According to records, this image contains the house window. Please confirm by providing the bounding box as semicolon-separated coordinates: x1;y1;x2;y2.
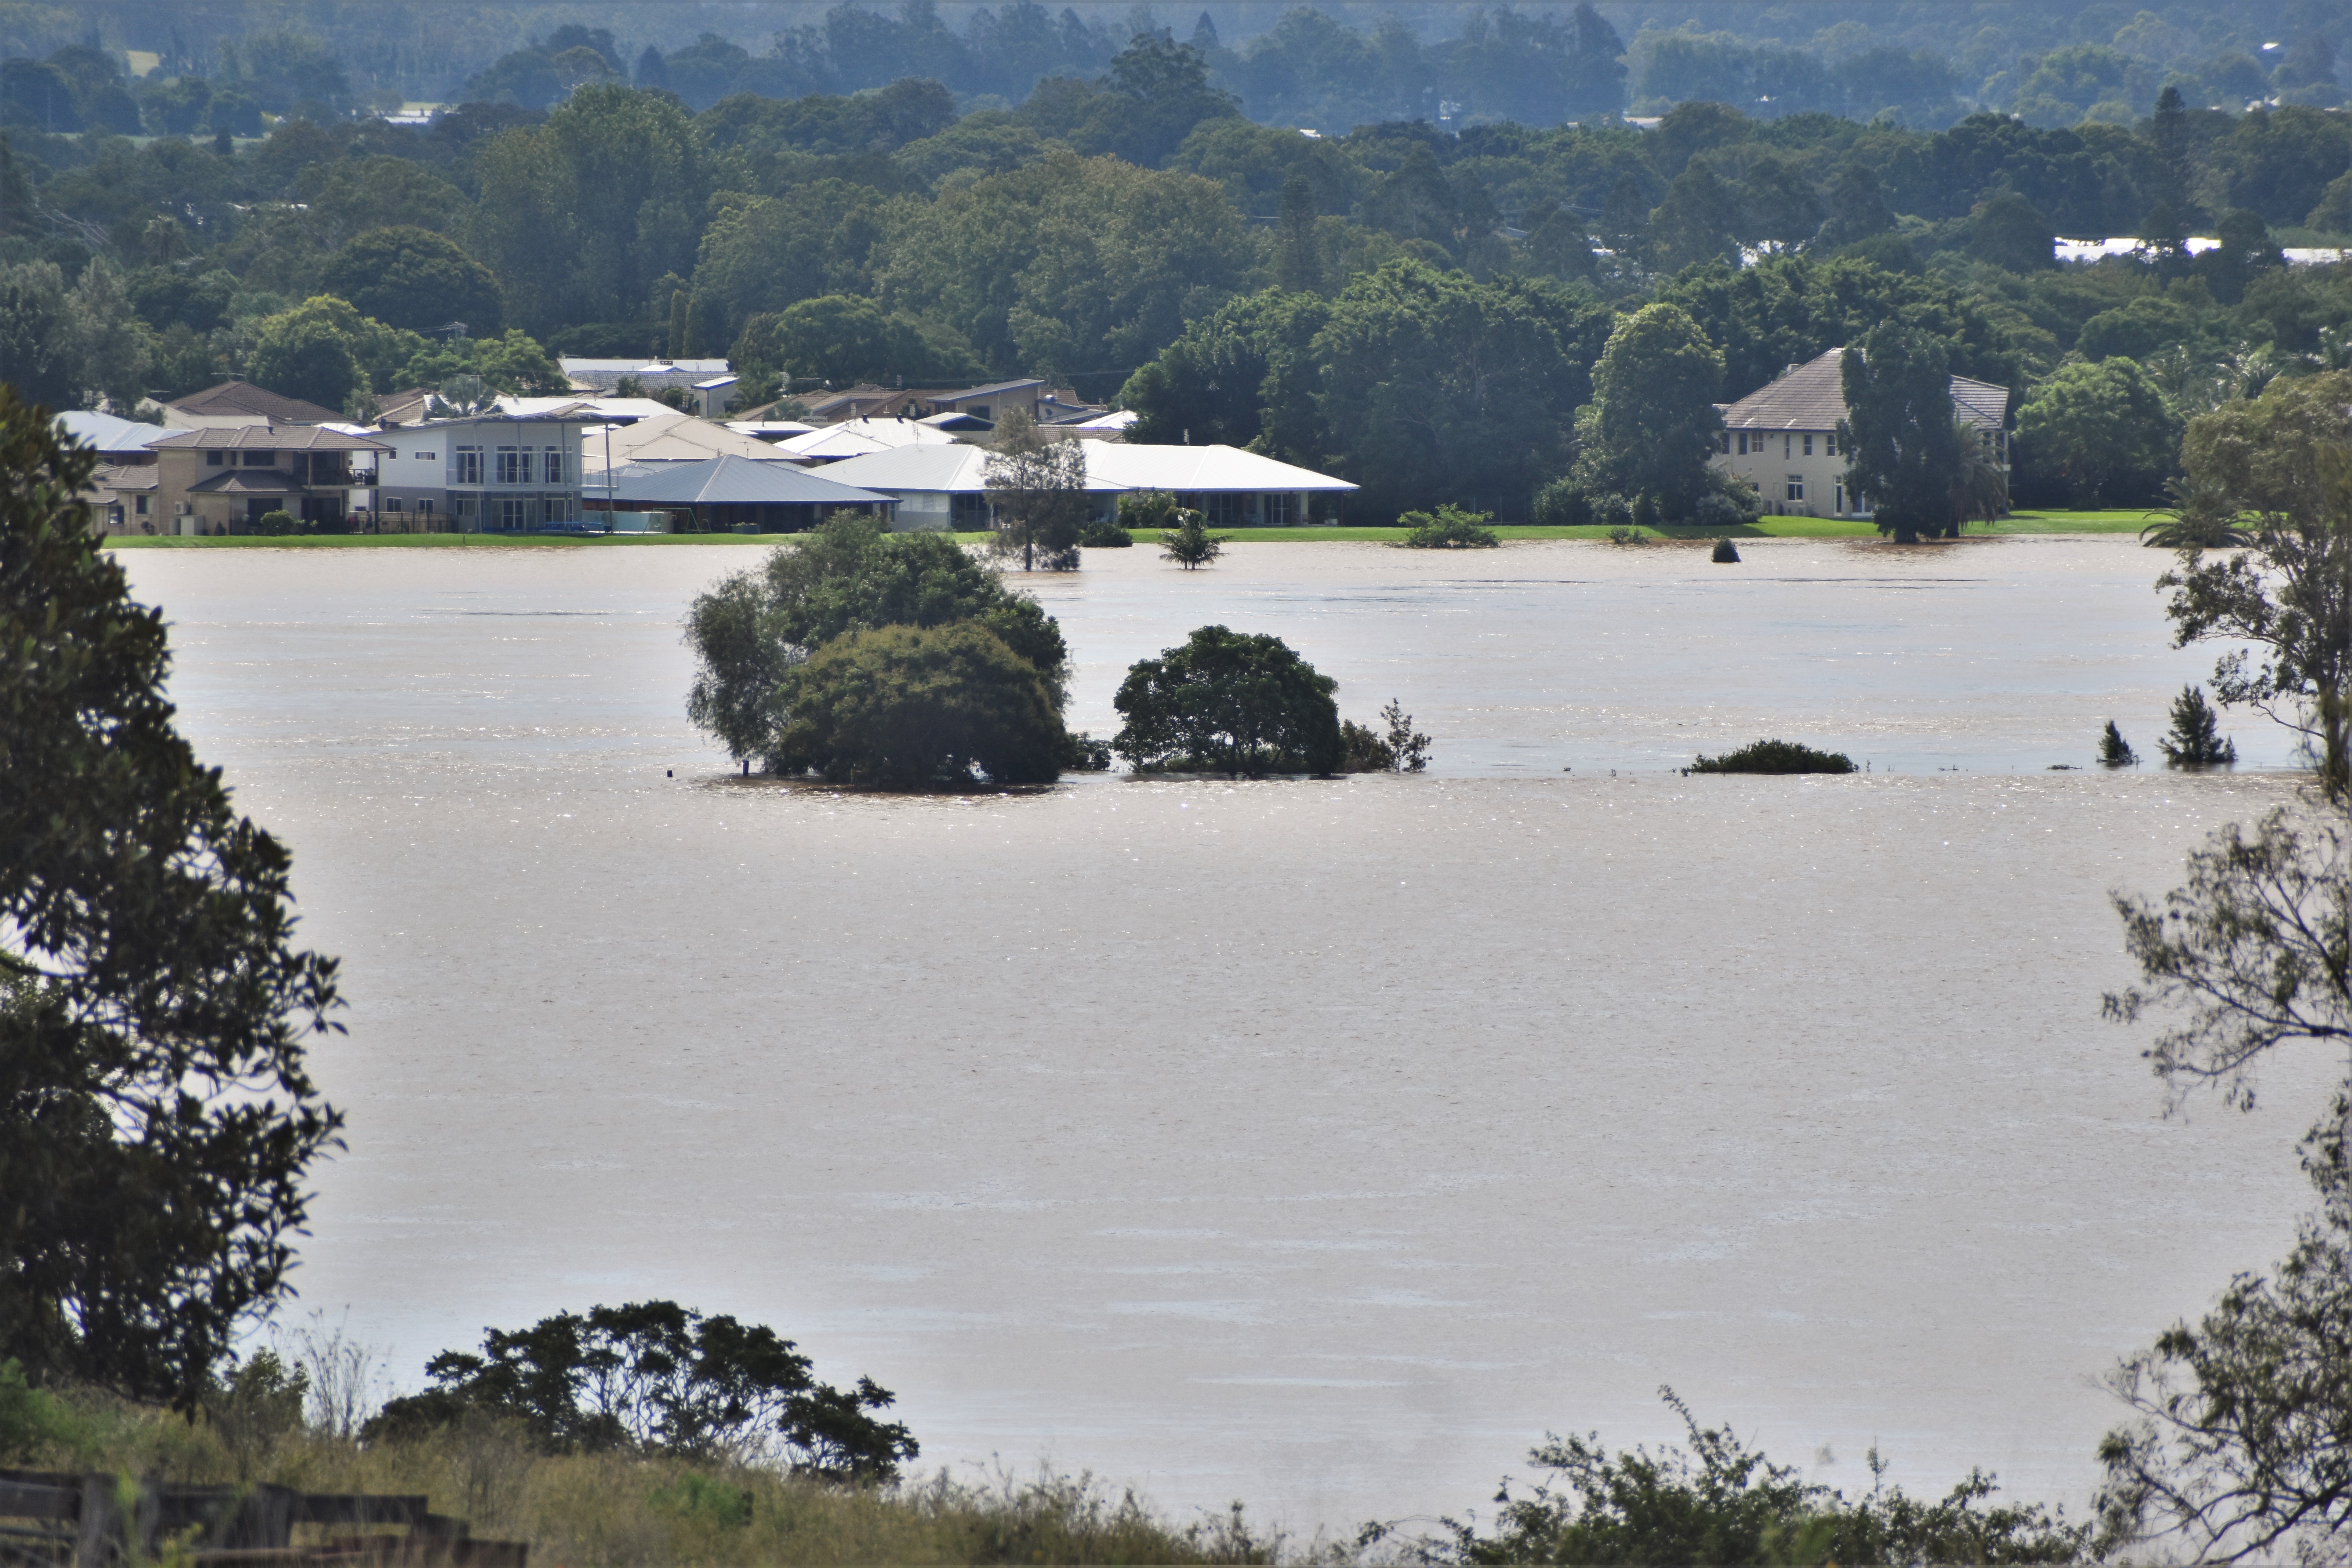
1782;434;1792;458
1802;433;1814;456
386;497;405;513
134;495;149;516
1720;432;1731;454
206;451;225;466
499;497;529;530
495;446;524;484
1826;433;1838;456
417;498;434;516
454;446;482;484
1785;475;1805;503
243;451;274;466
1735;432;1748;455
543;446;564;484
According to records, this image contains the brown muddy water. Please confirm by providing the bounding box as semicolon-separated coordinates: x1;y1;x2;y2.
119;537;2331;1535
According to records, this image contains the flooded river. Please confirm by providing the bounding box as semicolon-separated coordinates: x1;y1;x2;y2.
119;537;2329;1534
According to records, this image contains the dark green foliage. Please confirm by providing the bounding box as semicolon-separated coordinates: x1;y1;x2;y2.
2158;686;2237;768
684;514;1069;771
205;1348;308;1481
983;412;1089;572
775;622;1066;786
1159;511;1224;570
1575;303;1724;521
1397;505;1498;549
1339;719;1389;773
1372;1387;2087;1566
1061;731;1112;770
1113;626;1343;777
0;387;343;1410
1077;517;1132;547
1964;190;2056;273
1839;323;1965;543
2137;478;2249;552
1711;536;1740;563
2098;721;2138;768
319;227;503;336
250;508;305;537
2012;358;2180;510
1381;698;1430;773
1689;739;1857;775
363;1300;918;1481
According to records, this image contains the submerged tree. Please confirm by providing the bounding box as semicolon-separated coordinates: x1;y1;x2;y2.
2157;685;2238;768
983;409;1090;571
683;513;1068;771
1839;321;1965;544
0;387;344;1409
1112;625;1343;776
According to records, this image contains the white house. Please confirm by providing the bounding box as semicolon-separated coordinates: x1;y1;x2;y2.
1712;348;2009;519
815;442;1356;531
369;409;601;531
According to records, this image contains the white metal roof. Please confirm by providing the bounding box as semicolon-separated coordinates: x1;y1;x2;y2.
580;414;795;471
817;442;1354;496
57;410;170;452
1087;443;1356;493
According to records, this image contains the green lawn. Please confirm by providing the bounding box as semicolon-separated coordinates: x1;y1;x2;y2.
105;510;2156;550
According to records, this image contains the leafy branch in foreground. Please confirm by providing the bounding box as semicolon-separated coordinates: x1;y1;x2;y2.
0;385;343;1411
1362;1385;2086;1565
2095;1112;2351;1566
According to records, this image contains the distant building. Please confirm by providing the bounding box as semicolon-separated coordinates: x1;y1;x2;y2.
367;410;601;531
132;424;387;534
591;454;895;533
162;379;341;430
557;358;731;395
59;411;171;534
817;442;1357;531
1711;348;2008;519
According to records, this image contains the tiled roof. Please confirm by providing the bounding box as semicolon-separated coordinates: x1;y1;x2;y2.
165;381;342;423
188;470;305;494
152;424;388;451
1720;348;2007;431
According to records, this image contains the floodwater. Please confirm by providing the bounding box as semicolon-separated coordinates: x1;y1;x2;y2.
119;537;2332;1536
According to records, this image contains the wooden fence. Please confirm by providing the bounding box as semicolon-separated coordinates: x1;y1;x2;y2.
0;1468;526;1566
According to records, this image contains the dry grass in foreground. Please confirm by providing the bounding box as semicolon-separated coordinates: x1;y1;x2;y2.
6;1384;1299;1566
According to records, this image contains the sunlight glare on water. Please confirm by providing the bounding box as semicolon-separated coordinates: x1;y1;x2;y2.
118;538;2327;1534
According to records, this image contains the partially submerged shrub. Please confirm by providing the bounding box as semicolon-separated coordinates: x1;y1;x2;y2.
1158;510;1225;570
1396;504;1499;549
2158;684;2237;767
1077;517;1133;548
772;622;1067;787
1061;731;1112;771
1113;625;1343;776
1338;701;1432;773
1688;739;1857;775
1711;536;1741;563
2098;720;2138;767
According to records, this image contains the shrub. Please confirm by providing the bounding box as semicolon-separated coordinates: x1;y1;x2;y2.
1606;526;1646;546
1061;730;1112;770
1397;505;1499;549
1112;625;1343;777
1077;517;1132;547
1340;720;1390;771
2158;684;2237;767
2098;720;2138;766
1711;536;1740;563
1159;510;1225;570
1529;478;1589;528
1116;490;1181;532
1688;739;1857;774
773;622;1066;787
254;508;300;535
1693;467;1765;528
1589;492;1634;530
1370;1386;2089;1566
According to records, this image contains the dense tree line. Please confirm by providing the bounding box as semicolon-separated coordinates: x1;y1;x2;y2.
4;5;2351;518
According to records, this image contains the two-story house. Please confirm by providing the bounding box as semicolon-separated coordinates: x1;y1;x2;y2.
136;424;387;534
1712;348;2009;519
369;410;593;531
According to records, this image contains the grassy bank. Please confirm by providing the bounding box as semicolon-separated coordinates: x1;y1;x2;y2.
103;512;2155;551
8;1386;1281;1566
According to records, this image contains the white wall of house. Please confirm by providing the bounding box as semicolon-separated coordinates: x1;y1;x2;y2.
1712;428;1860;516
